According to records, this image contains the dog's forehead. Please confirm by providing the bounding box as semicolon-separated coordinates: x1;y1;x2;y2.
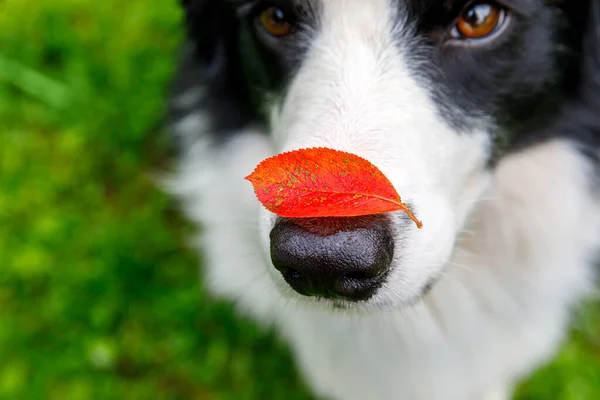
227;0;417;17
227;0;536;15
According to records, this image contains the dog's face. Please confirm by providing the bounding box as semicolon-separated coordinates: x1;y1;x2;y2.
173;0;590;311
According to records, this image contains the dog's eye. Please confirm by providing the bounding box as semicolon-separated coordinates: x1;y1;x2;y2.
454;2;505;40
259;7;294;38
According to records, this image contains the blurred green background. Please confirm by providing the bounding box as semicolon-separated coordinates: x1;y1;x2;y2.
0;0;599;399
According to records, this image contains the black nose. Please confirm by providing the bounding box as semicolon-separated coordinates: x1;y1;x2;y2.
270;215;394;301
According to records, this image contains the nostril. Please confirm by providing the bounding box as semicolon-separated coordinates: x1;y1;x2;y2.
335;272;388;301
280;266;312;295
288;269;304;282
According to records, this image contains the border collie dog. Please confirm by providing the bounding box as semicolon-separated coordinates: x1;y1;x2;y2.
167;1;600;399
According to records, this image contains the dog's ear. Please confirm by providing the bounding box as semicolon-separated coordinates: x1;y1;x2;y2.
171;0;256;143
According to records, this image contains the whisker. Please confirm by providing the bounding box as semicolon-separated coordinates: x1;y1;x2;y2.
446;261;480;274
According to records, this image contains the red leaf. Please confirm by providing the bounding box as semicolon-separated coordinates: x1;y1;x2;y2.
245;147;423;228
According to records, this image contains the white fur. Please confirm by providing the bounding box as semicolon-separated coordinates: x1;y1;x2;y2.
167;1;600;398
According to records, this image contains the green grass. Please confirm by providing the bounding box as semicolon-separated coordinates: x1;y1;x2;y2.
0;0;598;398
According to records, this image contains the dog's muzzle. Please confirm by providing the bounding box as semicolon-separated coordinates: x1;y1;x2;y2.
269;215;394;301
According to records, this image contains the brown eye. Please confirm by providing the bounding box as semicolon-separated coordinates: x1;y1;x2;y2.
456;3;503;39
260;7;293;38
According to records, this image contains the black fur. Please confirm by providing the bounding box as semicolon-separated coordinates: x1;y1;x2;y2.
169;1;255;147
506;0;600;161
418;3;568;132
401;0;599;159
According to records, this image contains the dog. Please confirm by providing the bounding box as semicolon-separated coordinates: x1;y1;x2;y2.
166;1;600;399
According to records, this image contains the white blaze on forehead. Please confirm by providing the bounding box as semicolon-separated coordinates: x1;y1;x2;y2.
272;0;488;197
